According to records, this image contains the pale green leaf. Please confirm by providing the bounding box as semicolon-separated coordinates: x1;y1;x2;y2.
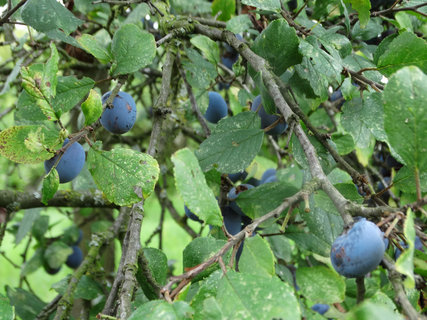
82;89;103;126
196;112;264;174
111;24;156;76
239;235;275;277
296;266;346;303
87;143;159;206
0;126;59;164
41;168;59;205
172;148;222;226
383;67;427;171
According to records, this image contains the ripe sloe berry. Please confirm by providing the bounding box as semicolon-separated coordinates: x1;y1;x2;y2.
101;91;137;134
44;138;85;183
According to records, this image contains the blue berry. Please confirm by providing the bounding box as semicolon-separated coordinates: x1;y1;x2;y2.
251;95;287;136
44;138;85;183
330;218;385;278
204;92;228;124
101;91;137;134
66;245;83;269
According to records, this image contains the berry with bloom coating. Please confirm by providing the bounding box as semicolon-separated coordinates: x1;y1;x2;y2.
251;95;287;136
101;91;137;134
204;92;228;124
44;138;85;183
330;218;385;278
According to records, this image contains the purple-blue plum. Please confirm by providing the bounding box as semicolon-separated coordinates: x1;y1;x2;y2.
260;168;277;184
330;218;385;278
44;138;85;183
204;92;228;124
383;238;389;249
227;184;254;216
246;177;260;186
311;304;329;315
228;171;248;183
44;265;61;275
101;91;137;134
66;245;83;269
250;95;287;136
394;236;424;260
222;205;242;236
184;205;203;223
75;229;83;245
329;89;344;108
222;205;245;264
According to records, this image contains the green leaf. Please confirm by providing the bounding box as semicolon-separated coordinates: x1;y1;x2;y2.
291;131;336;175
393;165;427;193
349;0;371;28
87;143;159;206
383;67;427;171
0;294;14;320
124;3;150;25
15;91;49;125
377;32;427;77
172;148;222;226
226;15;253;34
196;112;264;174
41;168;59;205
300;192;345;254
264;225;293;263
285;225;331;256
20;0;83;34
111;24;156;76
20;64;57;121
81;89;103;126
0;125;59;164
215;271;301;319
128;300;193;320
296;37;342;99
190;270;222;318
296;266;346;303
239;235;275;277
341;97;375;148
21;249;43;277
182;48;217;89
395;209;415;288
183;237;228;281
212;0;235;21
241;0;281;11
31;215;49;240
44;241;73;269
74;276;103;300
331;133;355;155
395;12;413;33
190;35;220;65
313;26;352;58
15;209;41;245
251;19;302;76
343;54;383;84
77;34;112;64
136;248;168;300
6;287;44;320
236;180;299;219
43;42;59;98
52;76;95;116
52;275;103;300
346;300;403;320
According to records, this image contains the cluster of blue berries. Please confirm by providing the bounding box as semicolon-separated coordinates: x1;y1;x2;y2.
44;91;137;184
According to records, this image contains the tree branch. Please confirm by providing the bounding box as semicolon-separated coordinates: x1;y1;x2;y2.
382;256;423;320
0;189;118;212
162;179;322;299
53;208;128;320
